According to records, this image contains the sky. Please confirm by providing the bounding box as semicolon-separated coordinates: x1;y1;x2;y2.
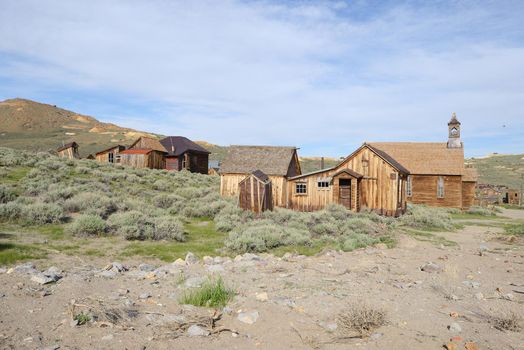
1;0;523;158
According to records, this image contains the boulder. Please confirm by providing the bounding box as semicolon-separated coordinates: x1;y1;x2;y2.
447;322;462;333
172;258;186;267
185;276;207;288
420;262;442;273
139;264;156;272
187;324;210;337
206;265;225;273
185;252;198;265
203;256;214;265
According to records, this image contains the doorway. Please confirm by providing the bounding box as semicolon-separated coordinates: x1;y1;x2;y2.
339;178;352;209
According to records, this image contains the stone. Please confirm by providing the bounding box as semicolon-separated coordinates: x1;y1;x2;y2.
222;306;233;315
282;252;294;261
173;258;186;267
234;255;243;262
255;292;269;302
370;332;383;340
31;273;60;285
462;280;481;289
445;342;458;350
206;265;225;273
98;270;117;279
12;262;38;275
420;262;442;273
38;345;60;350
273;296;296;308
70;319;79;327
111;262;127;272
185;252;198;265
44;266;62;275
464;342;478;350
447;322;462;333
474;292;484;300
139;292;151;300
187;324;210;337
213;256;225;264
318;321;338;332
139;264;156;272
203;256;214;265
0;267;7;274
185;276;207;288
117;288;129;296
502;293;514;301
238;311;259;324
242;253;261;261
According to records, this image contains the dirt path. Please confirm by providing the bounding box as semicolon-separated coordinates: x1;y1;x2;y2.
1;225;523;350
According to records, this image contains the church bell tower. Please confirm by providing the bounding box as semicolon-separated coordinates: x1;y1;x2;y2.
447;112;462;148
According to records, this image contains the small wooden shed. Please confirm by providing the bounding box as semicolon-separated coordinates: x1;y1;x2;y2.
505;189;521;205
239;170;274;213
95;145;126;164
57;142;80;159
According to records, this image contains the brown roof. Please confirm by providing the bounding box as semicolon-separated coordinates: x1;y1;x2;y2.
160;136;210;156
120;149;152;155
368;142;465;175
57;142;78;152
462;167;478;182
220;145;298;176
95;145;126;155
129;137;166;153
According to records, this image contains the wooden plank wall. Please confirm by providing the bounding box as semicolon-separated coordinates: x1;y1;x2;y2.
120;154;147;168
95;147;122;163
221;174;287;207
461;181;476;209
239;176;271;213
188;153;209;174
148;151;166;169
58;147;79;159
408;175;462;208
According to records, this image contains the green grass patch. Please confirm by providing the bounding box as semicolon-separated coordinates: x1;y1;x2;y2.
35;224;65;240
451;213;506;220
120;219;227;262
83;248;106;257
0;242;47;265
179;277;234;308
403;228;457;246
47;243;82;255
505;223;524;235
2;166;30;183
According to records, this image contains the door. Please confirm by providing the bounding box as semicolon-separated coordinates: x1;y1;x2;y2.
339;179;352;209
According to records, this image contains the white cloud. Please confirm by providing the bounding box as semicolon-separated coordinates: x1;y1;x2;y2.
0;0;523;156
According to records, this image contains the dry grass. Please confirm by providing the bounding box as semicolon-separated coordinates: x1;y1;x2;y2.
337;303;387;337
491;311;522;332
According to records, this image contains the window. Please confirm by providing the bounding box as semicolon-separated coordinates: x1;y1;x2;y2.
295;183;307;194
437;176;444;198
317;180;330;189
108;152;114;163
115;155;121;163
406;176;412;197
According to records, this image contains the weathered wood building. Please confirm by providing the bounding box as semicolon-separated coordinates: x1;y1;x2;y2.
120;136;166;169
238;170;274;213
159;136;210;174
287;144;410;215
505;189;522;205
56;142;79;159
220;146;301;207
95;145;126;164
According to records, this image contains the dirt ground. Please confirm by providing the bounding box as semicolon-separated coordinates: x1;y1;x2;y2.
1;215;523;349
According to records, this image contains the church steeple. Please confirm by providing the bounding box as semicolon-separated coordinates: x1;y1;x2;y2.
447;112;462;148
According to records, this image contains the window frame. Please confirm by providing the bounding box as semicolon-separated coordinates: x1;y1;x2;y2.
406;175;412;197
437;176;445;198
295;182;307;195
317;180;330;189
108;152;114;163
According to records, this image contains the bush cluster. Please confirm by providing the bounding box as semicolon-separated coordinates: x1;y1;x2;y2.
399;204;454;230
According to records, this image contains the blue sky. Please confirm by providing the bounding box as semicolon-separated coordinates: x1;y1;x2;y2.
1;0;523;157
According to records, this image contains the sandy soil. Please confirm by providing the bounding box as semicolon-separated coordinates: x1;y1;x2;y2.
1;224;523;350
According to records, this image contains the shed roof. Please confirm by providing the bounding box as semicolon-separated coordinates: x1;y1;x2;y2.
252;169;270;182
160;136;210;156
129;137;166;153
57;142;78;152
368;142;464;175
120;149;152;155
220;145;298;176
462;167;478;182
95;145;126;155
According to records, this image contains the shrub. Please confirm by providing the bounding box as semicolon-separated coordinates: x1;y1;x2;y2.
505;223;524;236
153;216;185;241
63;192;117;217
21;203;63;225
68;214;107;236
341;234;379;251
337;303;387;337
0;185;16;204
0;202;24;222
106;211;154;240
179;277;234;308
465;206;497;216
152;194;183;209
490;311;522;332
400;204;453;230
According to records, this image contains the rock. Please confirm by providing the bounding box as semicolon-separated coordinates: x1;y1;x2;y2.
70;319;79;327
234;255;243;262
203;256;214;265
464;342;478;350
44;266;62;275
185;252;198;265
282;252;294;261
242;253;261;261
31;273;60;285
173;258;186;267
213;257;225;264
12;262;38;275
255;292;269;302
445;342;458;350
187;324;210;337
273;296;296;308
139;292;151;300
370;332;383;340
462;280;481;289
502;293;514;301
206;265;225;273
447;322;462;333
117;288;129;296
479;244;489;255
98;270;117;279
0;267;7;274
474;292;484;300
222;306;233;315
237;311;259;324
38;345;60;350
420;262;442;273
139;264;156;272
185;276;207;288
318;321;337;332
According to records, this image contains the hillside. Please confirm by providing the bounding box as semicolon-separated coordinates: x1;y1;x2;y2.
467;154;524;189
0;98;158;157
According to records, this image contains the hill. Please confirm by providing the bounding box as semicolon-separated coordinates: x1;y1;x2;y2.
0;98;158;157
467;154;524;189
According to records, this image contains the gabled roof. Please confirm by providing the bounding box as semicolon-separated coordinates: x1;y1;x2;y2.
220;145;298;176
160;136;210;156
251;170;270;183
57;142;78;152
368;142;464;175
338;143;410;175
95;145;126;155
120;149;153;155
332;168;363;179
129;136;166;153
462;167;478;182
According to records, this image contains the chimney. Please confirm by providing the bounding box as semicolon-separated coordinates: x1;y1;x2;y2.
320;157;325;170
171;145;175;152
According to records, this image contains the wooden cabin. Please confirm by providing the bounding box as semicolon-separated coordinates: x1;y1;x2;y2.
56;142;79;159
220;146;301;207
505;189;521;205
239;170;274;213
368;114;477;209
95;145;126;164
287;144;409;216
475;184;506;206
120;136;166;169
159;136;210;174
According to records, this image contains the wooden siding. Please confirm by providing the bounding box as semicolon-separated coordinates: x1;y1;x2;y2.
507;190;521;205
408;175;462;208
165;156;179;171
188;152;209;174
239;176;273;213
221;174;287;207
120;151;166;169
461;181;476;209
57;147;79;159
95;146;123;163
